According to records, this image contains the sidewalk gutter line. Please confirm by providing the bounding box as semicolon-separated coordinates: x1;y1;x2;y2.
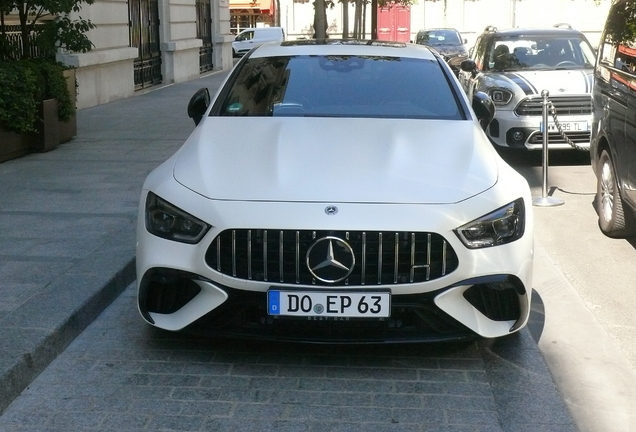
0;258;135;415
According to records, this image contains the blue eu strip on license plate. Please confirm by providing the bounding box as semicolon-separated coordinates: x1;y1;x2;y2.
267;290;390;318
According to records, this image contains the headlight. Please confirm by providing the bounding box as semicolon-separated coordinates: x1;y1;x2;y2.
145;192;210;244
488;88;514;106
454;198;525;249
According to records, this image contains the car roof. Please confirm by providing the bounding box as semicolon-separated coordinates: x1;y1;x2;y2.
482;27;586;38
248;39;439;60
417;28;461;34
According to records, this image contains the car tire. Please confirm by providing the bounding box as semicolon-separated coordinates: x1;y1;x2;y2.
596;149;636;238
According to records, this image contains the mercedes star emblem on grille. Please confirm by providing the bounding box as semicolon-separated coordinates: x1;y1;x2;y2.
325;205;338;215
306;236;355;283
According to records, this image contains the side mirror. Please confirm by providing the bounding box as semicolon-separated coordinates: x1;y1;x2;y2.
461;59;476;72
460;59;478;78
472;91;495;131
187;88;211;126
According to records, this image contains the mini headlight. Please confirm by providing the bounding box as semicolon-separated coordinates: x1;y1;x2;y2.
454;198;525;249
488;88;514;106
145;192;210;244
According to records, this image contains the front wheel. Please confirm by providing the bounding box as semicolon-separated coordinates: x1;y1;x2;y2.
596;150;636;238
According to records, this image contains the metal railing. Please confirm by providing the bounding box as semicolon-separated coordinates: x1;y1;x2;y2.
0;24;55;61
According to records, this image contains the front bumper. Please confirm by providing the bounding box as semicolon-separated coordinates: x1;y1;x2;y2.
486;109;591;151
138;270;529;343
135;179;534;342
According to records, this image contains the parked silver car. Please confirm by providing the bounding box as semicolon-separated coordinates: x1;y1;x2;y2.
459;24;596;151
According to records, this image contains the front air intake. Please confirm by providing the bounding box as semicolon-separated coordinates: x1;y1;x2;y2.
463;281;521;321
139;269;202;315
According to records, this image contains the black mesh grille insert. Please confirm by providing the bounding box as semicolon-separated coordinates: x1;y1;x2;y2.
205;230;459;286
514;95;592;116
463;283;520;321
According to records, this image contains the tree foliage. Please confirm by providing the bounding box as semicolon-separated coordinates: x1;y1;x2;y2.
0;0;91;133
0;0;95;59
603;0;636;46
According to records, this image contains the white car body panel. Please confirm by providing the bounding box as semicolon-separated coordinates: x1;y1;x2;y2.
137;145;533;335
173;118;497;204
504;69;592;95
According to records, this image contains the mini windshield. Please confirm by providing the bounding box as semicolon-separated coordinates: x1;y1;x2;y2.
486;35;596;71
216;55;463;120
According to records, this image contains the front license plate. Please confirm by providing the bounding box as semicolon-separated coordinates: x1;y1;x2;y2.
268;290;391;318
540;121;589;133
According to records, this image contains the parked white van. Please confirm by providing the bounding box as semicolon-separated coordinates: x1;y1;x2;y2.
232;27;285;57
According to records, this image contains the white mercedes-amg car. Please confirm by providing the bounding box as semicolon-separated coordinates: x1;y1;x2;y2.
136;40;534;343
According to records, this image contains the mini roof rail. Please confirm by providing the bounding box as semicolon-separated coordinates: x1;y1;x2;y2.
553;23;573;29
484;25;498;32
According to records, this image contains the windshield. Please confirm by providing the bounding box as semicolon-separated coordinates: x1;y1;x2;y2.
216;55;463;120
418;30;462;46
485;35;596;71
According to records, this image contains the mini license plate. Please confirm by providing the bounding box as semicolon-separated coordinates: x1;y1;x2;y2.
268;290;391;318
540;121;588;133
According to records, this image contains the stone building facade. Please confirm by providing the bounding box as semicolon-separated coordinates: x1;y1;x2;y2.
59;0;612;109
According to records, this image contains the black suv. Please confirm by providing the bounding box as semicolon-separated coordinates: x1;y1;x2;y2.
591;0;636;238
458;25;596;151
414;28;468;75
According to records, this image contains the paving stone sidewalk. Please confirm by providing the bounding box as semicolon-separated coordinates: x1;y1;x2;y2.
0;71;230;414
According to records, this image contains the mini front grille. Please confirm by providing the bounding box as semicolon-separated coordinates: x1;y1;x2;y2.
528;131;590;144
205;230;459;286
514;95;592;116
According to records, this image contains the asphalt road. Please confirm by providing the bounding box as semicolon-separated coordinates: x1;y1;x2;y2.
502;149;636;432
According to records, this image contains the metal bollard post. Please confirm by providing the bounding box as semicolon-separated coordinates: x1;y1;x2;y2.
532;89;564;207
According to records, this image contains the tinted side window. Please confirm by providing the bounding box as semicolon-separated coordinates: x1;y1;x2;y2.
472;36;488;70
615;45;636;75
236;31;254;41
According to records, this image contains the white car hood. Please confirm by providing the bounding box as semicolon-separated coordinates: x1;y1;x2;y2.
173;117;498;204
497;69;593;95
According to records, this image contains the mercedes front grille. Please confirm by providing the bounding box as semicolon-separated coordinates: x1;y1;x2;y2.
205;230;459;286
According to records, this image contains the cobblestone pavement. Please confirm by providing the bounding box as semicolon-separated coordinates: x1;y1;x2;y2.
0;282;574;432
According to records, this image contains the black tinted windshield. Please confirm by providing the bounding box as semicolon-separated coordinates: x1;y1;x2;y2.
417;30;462;46
216;55;463;120
485;34;596;71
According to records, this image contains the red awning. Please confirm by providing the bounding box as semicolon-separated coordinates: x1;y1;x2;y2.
618;44;636;57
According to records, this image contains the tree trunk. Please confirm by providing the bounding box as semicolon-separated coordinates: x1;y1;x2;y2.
18;5;30;59
276;0;281;26
361;0;366;38
371;0;377;39
353;0;362;38
313;0;327;38
342;0;349;38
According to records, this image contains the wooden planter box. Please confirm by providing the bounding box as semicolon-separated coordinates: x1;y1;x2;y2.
1;69;77;160
59;68;77;144
30;98;60;153
31;69;77;152
0;125;32;163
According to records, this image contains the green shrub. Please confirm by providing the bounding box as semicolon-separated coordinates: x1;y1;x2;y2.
0;61;40;133
0;59;73;134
